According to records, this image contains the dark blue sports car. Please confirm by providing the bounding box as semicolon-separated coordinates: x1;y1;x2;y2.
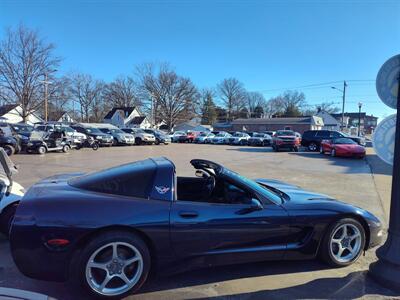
9;158;383;298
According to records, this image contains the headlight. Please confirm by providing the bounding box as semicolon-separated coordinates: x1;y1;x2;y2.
96;135;103;139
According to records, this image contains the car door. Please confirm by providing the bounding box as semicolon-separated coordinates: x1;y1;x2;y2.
170;179;291;265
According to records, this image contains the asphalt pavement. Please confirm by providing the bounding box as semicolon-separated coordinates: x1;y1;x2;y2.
0;143;397;299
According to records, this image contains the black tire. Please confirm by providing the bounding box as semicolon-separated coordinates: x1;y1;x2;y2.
135;138;142;145
274;145;279;152
331;149;336;157
37;146;46;155
320;218;366;267
320;147;324;154
293;146;299;152
73;231;151;299
113;138;118;146
155;140;160;145
308;142;318;152
0;203;18;237
62;145;70;153
3;145;15;156
92;143;99;151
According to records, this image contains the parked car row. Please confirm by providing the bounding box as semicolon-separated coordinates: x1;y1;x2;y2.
0;121;172;156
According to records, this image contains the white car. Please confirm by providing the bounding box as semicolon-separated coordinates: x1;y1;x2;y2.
194;132;215;143
0;148;24;236
170;131;188;143
121;128;156;145
212;132;231;144
228;132;251;145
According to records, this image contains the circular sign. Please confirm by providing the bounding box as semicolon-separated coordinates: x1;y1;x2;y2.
376;54;400;109
373;114;396;165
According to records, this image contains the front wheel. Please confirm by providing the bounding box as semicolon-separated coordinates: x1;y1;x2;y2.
92;143;99;151
62;145;70;153
37;146;46;155
3;145;15;156
0;203;18;237
75;232;151;299
320;218;365;267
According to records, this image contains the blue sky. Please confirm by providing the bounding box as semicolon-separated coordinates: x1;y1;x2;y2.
0;0;399;120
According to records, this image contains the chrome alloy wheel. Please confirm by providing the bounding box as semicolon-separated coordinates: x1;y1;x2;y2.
85;242;143;296
330;224;362;263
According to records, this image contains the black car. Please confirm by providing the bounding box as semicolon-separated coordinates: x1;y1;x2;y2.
9;123;33;138
248;133;272;146
71;125;114;146
10;158;382;299
0;135;20;155
302;130;366;151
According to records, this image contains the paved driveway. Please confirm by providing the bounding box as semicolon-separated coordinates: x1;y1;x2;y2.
0;144;395;299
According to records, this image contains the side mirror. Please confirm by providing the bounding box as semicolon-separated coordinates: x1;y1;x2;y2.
195;169;209;179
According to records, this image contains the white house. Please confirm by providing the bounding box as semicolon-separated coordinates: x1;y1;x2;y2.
55;112;75;123
0;104;43;125
315;111;341;131
103;107;150;128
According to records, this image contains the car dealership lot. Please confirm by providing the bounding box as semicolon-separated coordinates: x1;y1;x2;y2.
0;144;395;299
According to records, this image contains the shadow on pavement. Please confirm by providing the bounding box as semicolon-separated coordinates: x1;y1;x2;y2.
225;147;273;153
140;259;329;294
192;271;397;300
366;154;393;176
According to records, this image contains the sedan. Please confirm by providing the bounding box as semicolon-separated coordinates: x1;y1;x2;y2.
320;137;366;158
9;158;382;299
248;133;272;146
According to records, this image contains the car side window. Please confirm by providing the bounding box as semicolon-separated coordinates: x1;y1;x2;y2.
210;179;253;205
330;131;342;138
316;131;329;138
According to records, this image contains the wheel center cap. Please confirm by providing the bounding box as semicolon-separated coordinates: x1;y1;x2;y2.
108;260;123;274
341;238;350;248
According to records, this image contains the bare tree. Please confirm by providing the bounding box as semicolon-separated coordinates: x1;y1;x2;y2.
139;64;198;131
0;24;60;121
266;90;307;117
46;76;72;120
245;91;266;118
217;78;246;121
69;73;104;122
103;76;141;108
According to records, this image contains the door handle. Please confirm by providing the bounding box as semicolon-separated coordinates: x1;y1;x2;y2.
179;211;199;218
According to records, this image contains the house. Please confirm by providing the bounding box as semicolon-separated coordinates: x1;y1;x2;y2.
215;116;324;134
315;111;341;131
332;112;378;134
173;117;212;132
103;107;150;128
0;104;43;125
125;116;152;129
49;111;75;123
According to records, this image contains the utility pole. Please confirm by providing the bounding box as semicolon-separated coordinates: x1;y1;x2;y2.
358;102;363;136
341;81;347;130
41;74;52;122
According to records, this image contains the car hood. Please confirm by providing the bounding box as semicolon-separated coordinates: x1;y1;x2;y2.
335;144;365;151
256;178;336;202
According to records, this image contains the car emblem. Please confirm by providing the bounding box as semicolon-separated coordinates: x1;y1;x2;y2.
155;186;170;194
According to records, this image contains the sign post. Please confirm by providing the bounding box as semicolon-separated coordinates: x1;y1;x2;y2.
369;54;400;291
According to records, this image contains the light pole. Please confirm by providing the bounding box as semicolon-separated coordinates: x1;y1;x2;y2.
358;102;363;136
331;81;347;130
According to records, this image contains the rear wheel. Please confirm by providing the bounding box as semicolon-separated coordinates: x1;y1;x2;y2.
320;218;365;267
0;203;18;237
37;146;46;155
2;145;15;156
308;143;318;152
135;138;142;145
62;145;70;153
75;232;151;299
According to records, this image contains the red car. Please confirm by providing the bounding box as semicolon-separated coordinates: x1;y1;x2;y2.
186;131;198;143
320;137;366;158
272;130;301;152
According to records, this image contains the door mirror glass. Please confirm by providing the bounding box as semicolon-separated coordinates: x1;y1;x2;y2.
250;198;263;210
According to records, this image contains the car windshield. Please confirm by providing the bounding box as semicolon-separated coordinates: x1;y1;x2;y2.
276;130;295;136
233;133;245;137
86;127;103;134
334;138;357;145
12;125;33;133
109;128;124;134
215;133;226;137
253;133;264;137
223;168;283;204
175;131;185;135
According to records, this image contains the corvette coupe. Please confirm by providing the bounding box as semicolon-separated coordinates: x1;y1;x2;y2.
320;137;366;158
9;158;382;298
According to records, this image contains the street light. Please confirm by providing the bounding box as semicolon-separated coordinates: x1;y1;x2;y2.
331;81;347;131
358;102;363;136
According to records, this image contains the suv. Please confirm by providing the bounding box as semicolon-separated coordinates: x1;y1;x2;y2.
228;132;251;145
98;127;135;145
302;130;366;151
121;128;156;145
71;124;114;146
272;130;301;152
0;123;25;155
